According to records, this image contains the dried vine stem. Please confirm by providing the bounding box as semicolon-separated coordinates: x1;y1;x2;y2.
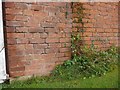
0;47;4;53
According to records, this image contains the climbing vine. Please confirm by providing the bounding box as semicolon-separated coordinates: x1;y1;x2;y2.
71;3;85;57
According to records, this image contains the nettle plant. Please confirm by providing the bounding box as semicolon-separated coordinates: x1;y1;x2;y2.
51;3;118;80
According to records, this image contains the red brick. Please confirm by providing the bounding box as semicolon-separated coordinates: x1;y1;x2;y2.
8;56;26;61
28;27;44;33
23;10;33;16
32;33;40;38
31;5;44;11
57;23;66;29
60;48;70;53
6;27;15;33
14;3;28;10
45;28;59;33
40;33;48;38
48;33;60;38
6;21;24;27
9;60;25;68
25;44;33;50
16;38;29;44
5;2;15;8
83;32;92;37
15;27;28;33
34;49;45;54
6;14;15;21
33;11;47;17
45;48;59;53
6;8;23;15
44;6;59;13
34;44;48;49
64;52;71;57
15;15;28;21
24;20;39;27
29;38;45;44
9;71;24;77
58;57;71;62
84;23;94;28
55;53;64;58
60;38;71;43
10;66;25;72
7;38;16;45
41;22;55;28
24;49;34;55
61;43;71;48
8;45;25;51
84;37;91;41
7;33;25;39
46;38;59;43
25;33;33;39
48;43;61;48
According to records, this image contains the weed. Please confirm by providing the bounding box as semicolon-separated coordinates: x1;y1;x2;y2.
51;46;118;80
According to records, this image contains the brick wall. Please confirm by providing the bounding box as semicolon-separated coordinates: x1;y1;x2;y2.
3;2;119;77
73;2;118;50
4;2;72;77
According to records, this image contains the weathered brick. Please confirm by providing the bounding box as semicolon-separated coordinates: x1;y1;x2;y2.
23;10;33;16
60;38;71;43
9;71;24;77
15;15;28;21
31;5;44;11
48;33;60;38
10;66;25;72
40;33;48;38
46;38;59;43
33;11;47;18
34;44;48;49
6;8;23;15
29;38;45;44
14;3;28;10
6;14;15;21
60;48;70;53
5;2;15;8
7;38;16;45
34;49;45;54
41;22;56;28
28;27;44;33
45;28;59;33
45;48;59;53
7;33;25;39
16;38;29;44
15;27;28;33
25;33;33;39
6;21;24;27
